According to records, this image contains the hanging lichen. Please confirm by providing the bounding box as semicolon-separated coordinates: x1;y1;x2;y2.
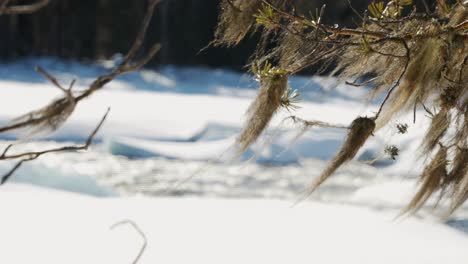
236;63;289;155
403;145;448;214
306;117;376;194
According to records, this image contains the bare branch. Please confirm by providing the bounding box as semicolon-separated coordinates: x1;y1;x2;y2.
0;108;110;184
374;39;411;120
35;66;69;93
346;0;364;21
0;0;161;184
287;116;349;130
0;0;161;135
74;0;161;102
421;0;432;14
261;0;387;39
0;144;13;158
0;0;49;15
1;158;30;185
346;77;379;87
111;220;147;264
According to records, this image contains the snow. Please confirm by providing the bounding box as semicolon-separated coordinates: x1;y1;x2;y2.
0;58;467;262
1;183;468;264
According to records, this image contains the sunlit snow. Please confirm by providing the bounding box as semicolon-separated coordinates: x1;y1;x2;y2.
0;58;466;263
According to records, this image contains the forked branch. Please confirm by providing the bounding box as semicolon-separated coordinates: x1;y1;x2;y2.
0;0;161;182
0;0;160;134
0;108;110;184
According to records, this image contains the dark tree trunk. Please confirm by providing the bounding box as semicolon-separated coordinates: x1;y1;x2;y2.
0;0;440;70
96;0;112;58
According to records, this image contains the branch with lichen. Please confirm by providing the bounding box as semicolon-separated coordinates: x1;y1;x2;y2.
0;0;161;182
215;0;468;215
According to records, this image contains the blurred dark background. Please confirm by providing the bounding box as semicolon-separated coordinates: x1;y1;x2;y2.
0;0;438;70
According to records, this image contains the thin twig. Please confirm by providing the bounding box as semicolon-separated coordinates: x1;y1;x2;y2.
0;0;160;184
0;0;161;135
35;66;68;93
346;0;364;21
261;0;387;39
0;108;110;184
374;39;410;119
346;76;379;87
370;47;407;58
288;116;349;129
75;0;161;102
111;220;147;264
421;0;432;14
0;144;13;158
263;0;467;40
0;0;49;15
420;100;435;117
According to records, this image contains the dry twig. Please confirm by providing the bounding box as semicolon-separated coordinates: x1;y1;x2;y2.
0;108;110;184
0;0;161;182
0;0;49;15
111;220;148;264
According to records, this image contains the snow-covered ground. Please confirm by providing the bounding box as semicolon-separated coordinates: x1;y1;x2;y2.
2;183;468;264
0;58;467;263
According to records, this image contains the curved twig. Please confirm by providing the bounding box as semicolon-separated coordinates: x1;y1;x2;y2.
0;0;49;15
111;220;148;264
